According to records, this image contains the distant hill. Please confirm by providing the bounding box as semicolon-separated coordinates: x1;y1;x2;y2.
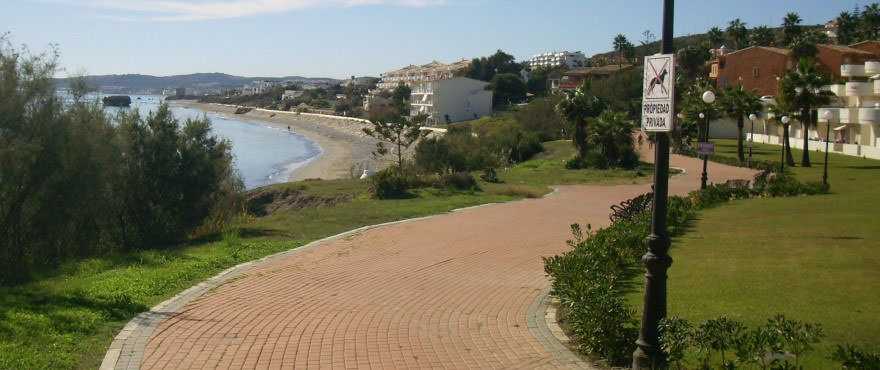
54;73;342;93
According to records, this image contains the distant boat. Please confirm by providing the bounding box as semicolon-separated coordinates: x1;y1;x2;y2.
102;95;132;107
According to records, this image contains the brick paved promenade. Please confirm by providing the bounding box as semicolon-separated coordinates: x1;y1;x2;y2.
130;151;755;369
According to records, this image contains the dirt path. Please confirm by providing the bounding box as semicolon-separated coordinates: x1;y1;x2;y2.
137;148;756;369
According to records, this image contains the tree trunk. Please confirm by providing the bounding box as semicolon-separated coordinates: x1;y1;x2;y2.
783;124;795;166
801;108;811;167
737;117;745;162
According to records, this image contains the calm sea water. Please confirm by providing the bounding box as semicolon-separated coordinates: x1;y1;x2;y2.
101;95;321;189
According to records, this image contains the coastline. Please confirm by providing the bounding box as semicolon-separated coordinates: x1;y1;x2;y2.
173;101;381;183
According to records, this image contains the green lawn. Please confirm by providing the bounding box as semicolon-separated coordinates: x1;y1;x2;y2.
637;139;880;368
0;140;652;369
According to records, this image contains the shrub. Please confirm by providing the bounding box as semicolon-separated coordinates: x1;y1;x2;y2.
832;344;880;370
433;173;479;191
565;151;608;169
480;168;500;183
369;167;412;199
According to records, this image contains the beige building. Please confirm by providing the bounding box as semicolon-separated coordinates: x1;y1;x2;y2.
376;60;471;90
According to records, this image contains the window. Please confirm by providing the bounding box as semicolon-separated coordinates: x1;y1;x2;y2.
752;67;760;78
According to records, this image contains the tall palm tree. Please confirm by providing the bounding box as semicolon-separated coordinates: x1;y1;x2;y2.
707;27;725;48
613;34;628;68
718;84;763;162
782;12;803;46
836;11;858;45
861;3;880;40
777;59;834;167
749;25;775;47
726;18;748;49
556;82;605;157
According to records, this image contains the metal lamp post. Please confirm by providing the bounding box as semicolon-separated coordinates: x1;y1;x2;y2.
748;113;758;168
780;115;790;173
823;110;833;185
700;90;716;189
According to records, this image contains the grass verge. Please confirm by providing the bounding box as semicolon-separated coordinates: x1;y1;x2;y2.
0;140;650;369
628;139;880;368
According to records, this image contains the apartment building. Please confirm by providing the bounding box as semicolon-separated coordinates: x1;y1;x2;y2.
813;60;880;159
709;44;876;96
552;65;632;90
408;77;493;125
376;60;471;90
527;51;586;70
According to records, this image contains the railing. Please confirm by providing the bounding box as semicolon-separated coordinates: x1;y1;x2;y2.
866;60;880;74
846;81;872;96
859;107;880;124
827;84;846;96
841;64;867;77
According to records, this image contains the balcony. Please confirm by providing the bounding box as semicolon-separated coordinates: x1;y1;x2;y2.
846;81;872;96
841;64;867;77
839;107;860;124
867;60;880;75
859;107;880;124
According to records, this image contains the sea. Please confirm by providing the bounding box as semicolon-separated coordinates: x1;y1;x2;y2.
98;94;322;189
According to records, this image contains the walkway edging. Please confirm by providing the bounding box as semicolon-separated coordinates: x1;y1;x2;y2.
526;287;600;370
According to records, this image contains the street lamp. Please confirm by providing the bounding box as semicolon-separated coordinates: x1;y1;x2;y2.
823;110;833;185
748;113;758;168
700;90;716;189
780;115;791;173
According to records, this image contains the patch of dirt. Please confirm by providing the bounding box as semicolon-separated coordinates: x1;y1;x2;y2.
246;188;351;217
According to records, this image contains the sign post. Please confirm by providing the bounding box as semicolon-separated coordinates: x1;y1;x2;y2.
633;0;675;368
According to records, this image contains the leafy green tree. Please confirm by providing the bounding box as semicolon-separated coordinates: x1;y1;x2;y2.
726;18;748;49
556;82;606;157
718;84;763;162
464;50;522;82
707;26;726;48
677;82;719;151
587;110;637;168
613;34;629;67
748;25;775;47
117;105;241;248
488;73;527;107
836;11;859;45
777;59;834;167
782;12;803;46
526;66;562;97
766;99;796;166
363;84;426;172
676;46;709;81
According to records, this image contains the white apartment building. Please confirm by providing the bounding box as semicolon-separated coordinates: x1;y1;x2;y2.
241;80;280;96
527;51;586;70
409;77;493;125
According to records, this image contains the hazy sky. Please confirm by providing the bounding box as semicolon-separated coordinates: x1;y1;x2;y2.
1;0;852;78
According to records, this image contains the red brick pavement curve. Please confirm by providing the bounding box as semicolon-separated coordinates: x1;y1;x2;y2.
141;150;756;369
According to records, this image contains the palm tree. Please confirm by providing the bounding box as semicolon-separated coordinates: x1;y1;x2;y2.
861;3;880;40
613;34;629;68
726;18;748;49
707;27;725;48
836;11;858;45
678;82;719;150
556;82;606;157
782;12;802;46
718;84;762;162
777;59;834;167
588;110;635;168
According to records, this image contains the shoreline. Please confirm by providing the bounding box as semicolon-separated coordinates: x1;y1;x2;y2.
173;101;381;183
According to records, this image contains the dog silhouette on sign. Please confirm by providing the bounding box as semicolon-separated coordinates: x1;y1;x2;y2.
646;67;668;96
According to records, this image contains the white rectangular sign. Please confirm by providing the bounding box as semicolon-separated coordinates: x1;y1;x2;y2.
641;54;675;132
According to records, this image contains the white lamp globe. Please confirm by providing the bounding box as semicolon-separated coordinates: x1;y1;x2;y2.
702;91;716;104
781;116;791;124
749;113;758;121
822;110;832;121
699;112;705;119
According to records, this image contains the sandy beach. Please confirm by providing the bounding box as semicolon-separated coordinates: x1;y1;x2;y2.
174;101;383;183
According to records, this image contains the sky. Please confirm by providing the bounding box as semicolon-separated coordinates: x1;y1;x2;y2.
0;0;855;79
